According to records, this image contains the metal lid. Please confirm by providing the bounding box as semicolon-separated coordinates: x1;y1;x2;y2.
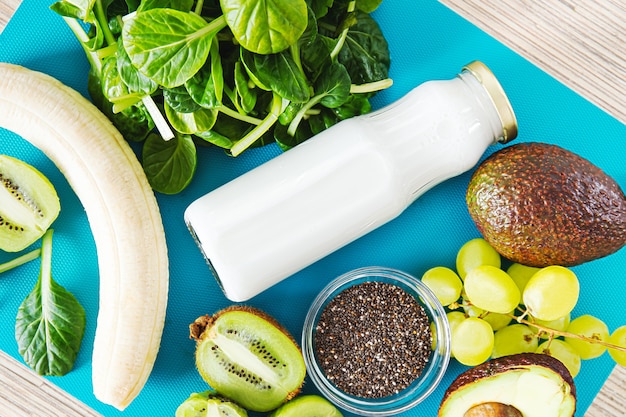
462;61;518;143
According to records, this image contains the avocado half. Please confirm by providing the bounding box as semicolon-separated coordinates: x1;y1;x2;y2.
438;353;576;417
466;142;626;267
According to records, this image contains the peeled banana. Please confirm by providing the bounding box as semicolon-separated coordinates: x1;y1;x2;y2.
0;63;169;410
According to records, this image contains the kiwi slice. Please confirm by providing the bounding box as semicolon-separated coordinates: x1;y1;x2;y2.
0;155;60;252
190;306;306;412
269;395;344;417
175;390;247;417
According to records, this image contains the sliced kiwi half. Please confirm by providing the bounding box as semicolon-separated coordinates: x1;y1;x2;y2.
0;155;60;252
269;395;344;417
175;389;248;417
190;306;306;412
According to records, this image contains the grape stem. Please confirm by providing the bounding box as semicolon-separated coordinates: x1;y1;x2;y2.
448;300;626;353
514;315;626;353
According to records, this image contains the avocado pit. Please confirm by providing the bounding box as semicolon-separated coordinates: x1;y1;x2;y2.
463;402;523;417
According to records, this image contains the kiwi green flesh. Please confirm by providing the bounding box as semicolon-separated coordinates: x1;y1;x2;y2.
268;395;343;417
0;155;60;252
439;354;575;417
175;390;247;417
195;309;306;412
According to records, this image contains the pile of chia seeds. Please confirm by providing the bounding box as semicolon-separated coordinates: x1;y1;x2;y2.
314;281;432;399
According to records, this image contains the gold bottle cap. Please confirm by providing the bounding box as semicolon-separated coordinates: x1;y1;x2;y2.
462;61;518;143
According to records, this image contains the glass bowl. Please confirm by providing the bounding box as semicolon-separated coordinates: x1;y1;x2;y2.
302;266;451;416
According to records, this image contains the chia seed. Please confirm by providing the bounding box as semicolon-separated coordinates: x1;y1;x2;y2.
314;281;432;399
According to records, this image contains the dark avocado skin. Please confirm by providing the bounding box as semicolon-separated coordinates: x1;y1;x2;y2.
466;142;626;267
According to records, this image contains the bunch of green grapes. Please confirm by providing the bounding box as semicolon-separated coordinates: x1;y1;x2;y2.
421;237;626;377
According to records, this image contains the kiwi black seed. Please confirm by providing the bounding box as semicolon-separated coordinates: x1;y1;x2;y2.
190;306;306;412
0;155;60;252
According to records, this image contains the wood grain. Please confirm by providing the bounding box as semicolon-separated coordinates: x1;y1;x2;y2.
1;0;625;416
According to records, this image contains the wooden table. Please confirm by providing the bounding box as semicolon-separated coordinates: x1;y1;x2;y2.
1;0;625;415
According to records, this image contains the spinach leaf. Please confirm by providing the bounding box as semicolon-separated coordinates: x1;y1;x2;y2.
316;61;351;108
122;9;227;87
234;61;257;114
195;129;236;149
101;56;144;112
15;230;86;377
220;0;309;54
185;38;224;109
241;49;310;103
137;0;194;12
116;37;158;95
50;0;95;21
308;0;334;19
164;102;218;134
142;132;197;194
337;11;390;84
88;70;155;142
164;86;203;113
286;62;350;136
355;0;383;13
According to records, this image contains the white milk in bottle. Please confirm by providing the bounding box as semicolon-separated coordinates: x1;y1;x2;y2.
184;61;518;301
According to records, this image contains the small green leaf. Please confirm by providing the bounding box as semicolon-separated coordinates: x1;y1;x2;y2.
234;62;257;114
15;230;86;377
316;62;351;108
241;49;310;103
185;39;224;109
164;86;203;113
142;132;197;194
220;0;308;54
165;102;218;135
116;37;158;95
50;0;95;21
338;11;390;84
122;9;226;87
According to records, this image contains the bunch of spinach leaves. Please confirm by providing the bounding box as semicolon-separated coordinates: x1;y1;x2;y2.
52;0;392;194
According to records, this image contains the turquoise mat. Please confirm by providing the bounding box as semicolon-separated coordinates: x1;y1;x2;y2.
1;1;625;416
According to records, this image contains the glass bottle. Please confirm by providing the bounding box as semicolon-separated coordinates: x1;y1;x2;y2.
184;61;518;301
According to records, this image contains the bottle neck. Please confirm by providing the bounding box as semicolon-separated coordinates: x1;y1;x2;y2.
459;61;518;143
457;70;508;145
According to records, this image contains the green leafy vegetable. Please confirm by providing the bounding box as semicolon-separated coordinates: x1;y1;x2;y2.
142;132;197;194
220;0;309;54
122;9;227;88
14;230;86;377
53;0;392;193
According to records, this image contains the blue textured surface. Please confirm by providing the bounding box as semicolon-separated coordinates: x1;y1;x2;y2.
0;1;625;416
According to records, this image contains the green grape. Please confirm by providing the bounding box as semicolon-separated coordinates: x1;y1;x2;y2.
564;315;609;359
421;266;463;306
455;238;501;280
608;326;626;366
531;314;571;339
462;301;512;331
492;324;538;358
464;265;520;314
446;311;466;358
451;317;494;366
523;266;579;321
536;339;581;377
447;311;467;333
506;263;540;294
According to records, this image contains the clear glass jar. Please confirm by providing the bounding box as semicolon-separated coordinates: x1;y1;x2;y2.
301;267;451;416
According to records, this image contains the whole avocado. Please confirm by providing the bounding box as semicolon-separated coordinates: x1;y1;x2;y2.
466;142;626;267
